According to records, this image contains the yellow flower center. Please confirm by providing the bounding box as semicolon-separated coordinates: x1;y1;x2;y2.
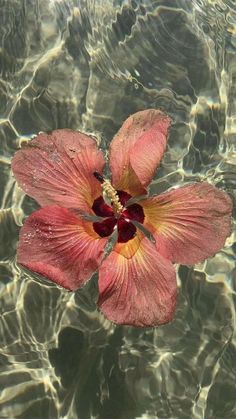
101;179;124;216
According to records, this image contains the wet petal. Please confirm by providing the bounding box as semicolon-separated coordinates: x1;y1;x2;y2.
141;183;232;264
93;217;117;238
17;205;107;290
12;129;105;213
116;190;132;206
123;203;145;223
117;218;137;243
92;196;114;217
98;235;177;327
109;109;171;195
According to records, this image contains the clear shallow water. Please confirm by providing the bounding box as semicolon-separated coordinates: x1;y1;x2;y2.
0;0;236;418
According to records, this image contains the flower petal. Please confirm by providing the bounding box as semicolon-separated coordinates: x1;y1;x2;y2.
117;218;137;243
98;234;177;327
12;129;105;213
109;109;171;195
92;196;114;217
17;205;108;290
117;190;132;206
93;217;117;238
123;203;145;223
140;183;232;264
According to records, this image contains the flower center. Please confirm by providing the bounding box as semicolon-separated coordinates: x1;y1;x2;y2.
94;171;123;216
92;172;144;243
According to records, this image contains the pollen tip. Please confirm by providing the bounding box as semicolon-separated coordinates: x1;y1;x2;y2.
93;171;104;183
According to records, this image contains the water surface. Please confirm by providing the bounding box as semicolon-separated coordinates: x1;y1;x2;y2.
0;1;236;418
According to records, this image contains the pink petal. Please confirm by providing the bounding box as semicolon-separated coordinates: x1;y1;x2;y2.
12;129;105;213
98;235;177;327
141;183;232;265
17;205;108;290
109;109;171;195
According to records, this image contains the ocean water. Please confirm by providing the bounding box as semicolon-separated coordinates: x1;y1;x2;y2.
0;0;236;418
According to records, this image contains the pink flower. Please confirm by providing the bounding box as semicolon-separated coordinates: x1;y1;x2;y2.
12;109;232;327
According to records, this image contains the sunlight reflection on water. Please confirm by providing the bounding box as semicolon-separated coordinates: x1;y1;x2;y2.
0;0;235;418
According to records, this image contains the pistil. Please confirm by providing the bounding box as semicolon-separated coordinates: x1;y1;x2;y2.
93;172;124;216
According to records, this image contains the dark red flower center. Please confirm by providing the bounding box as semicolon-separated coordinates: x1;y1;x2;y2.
92;190;144;243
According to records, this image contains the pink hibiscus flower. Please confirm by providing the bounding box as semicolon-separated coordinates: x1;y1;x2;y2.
12;109;232;327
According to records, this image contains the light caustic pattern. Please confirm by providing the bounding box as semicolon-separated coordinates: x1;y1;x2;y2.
0;0;236;418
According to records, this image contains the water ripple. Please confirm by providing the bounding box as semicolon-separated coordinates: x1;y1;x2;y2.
0;0;235;418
